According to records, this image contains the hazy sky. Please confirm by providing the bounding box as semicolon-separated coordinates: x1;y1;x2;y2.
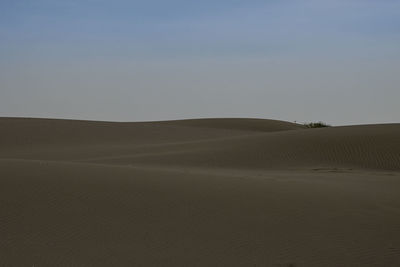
1;0;399;125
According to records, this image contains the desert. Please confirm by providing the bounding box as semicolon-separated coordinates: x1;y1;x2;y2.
1;117;399;266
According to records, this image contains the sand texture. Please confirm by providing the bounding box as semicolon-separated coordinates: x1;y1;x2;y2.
1;117;400;266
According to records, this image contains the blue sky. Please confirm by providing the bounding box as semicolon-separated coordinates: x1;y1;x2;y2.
1;0;399;124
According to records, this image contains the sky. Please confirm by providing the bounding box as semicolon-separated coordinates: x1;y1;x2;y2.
1;0;399;125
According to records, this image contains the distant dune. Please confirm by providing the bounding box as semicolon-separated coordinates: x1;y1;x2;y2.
1;117;400;266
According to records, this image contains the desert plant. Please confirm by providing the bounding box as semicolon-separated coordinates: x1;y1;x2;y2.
304;121;331;128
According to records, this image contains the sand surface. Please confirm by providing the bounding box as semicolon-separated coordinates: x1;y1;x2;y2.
1;117;400;266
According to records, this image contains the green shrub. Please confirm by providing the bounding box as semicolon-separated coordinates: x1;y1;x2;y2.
304;121;331;128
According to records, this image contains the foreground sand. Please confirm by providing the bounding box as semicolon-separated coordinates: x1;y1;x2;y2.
1;118;400;266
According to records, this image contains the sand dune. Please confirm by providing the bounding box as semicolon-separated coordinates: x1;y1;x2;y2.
1;117;400;266
116;124;400;171
2;118;399;171
0;117;302;148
